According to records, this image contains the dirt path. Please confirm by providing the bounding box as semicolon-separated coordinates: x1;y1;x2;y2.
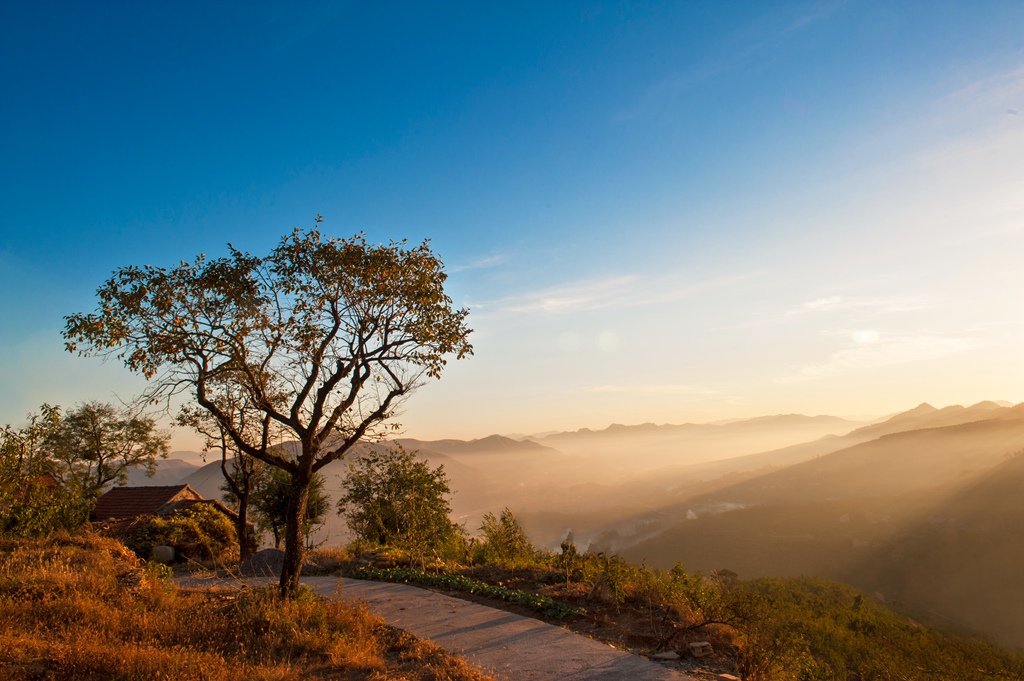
176;575;696;681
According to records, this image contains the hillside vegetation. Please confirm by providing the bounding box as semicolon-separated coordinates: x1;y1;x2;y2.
622;415;1024;648
336;523;1024;681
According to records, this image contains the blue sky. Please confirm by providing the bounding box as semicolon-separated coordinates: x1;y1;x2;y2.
2;1;1022;446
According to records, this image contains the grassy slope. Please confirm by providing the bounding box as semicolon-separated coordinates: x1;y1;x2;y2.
0;534;491;681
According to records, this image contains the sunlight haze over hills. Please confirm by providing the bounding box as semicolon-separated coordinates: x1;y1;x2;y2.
1;3;1021;448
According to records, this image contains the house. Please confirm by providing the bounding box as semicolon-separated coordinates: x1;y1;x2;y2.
91;484;238;524
92;484;249;563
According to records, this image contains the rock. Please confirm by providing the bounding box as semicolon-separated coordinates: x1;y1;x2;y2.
239;548;286;576
688;641;713;658
651;650;681;660
717;675;741;681
359;549;396;568
150;545;175;563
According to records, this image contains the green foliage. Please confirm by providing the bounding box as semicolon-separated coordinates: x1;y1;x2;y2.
734;576;1024;681
554;534;582;585
474;508;536;568
145;560;174;581
0;405;90;538
251;467;329;549
353;565;585;619
130;504;239;564
0;473;90;538
338;447;465;565
664;565;750;629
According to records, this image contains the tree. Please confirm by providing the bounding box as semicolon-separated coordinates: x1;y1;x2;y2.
0;405;90;537
178;389;275;562
216;447;264;561
337;445;464;564
45;401;169;499
64;221;473;595
475;508;535;568
251;467;329;550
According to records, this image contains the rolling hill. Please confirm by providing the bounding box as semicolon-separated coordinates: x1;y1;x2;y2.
620;411;1024;648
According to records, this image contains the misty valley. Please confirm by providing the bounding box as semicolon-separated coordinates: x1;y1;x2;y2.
153;399;1024;651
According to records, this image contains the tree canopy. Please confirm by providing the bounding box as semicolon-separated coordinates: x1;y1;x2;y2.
64;222;473;594
338;446;464;563
45;401;169;499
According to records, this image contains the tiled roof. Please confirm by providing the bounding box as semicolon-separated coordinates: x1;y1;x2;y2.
91;484;204;521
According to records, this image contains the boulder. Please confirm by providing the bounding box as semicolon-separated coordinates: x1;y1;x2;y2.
688;641;713;658
150;545;175;564
239;548;286;576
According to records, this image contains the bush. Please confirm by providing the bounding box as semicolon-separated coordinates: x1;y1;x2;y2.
353;564;585;619
0;474;90;539
128;504;239;564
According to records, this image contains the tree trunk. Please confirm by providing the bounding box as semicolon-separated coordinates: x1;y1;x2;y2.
279;465;311;597
236;491;254;563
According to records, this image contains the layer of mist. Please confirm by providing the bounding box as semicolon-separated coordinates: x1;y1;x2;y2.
133;400;1024;648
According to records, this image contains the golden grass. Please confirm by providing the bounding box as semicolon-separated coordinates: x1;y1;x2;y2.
0;534;491;681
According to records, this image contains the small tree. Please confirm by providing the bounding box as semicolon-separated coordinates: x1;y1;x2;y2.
475;508;535;568
251;467;329;550
64;222;473;596
337;446;464;564
0;405;90;537
45;401;170;500
556;532;582;586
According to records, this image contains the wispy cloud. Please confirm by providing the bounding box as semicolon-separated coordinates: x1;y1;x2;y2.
480;271;760;317
449;254;507;273
789;295;936;317
499;276;637;314
776;334;978;383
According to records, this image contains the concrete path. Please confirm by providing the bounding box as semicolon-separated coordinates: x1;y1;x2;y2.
176;575;696;681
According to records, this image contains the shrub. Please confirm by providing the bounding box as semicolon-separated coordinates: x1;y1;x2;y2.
353;564;585;619
0;473;90;539
129;504;239;564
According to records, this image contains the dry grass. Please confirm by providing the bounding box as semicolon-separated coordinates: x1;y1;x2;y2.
0;534;491;681
303;545;354;575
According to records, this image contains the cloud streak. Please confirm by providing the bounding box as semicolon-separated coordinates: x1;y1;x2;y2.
776;334;978;383
789;295;937;317
449;254;507;273
616;1;846;122
478;271;760;317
